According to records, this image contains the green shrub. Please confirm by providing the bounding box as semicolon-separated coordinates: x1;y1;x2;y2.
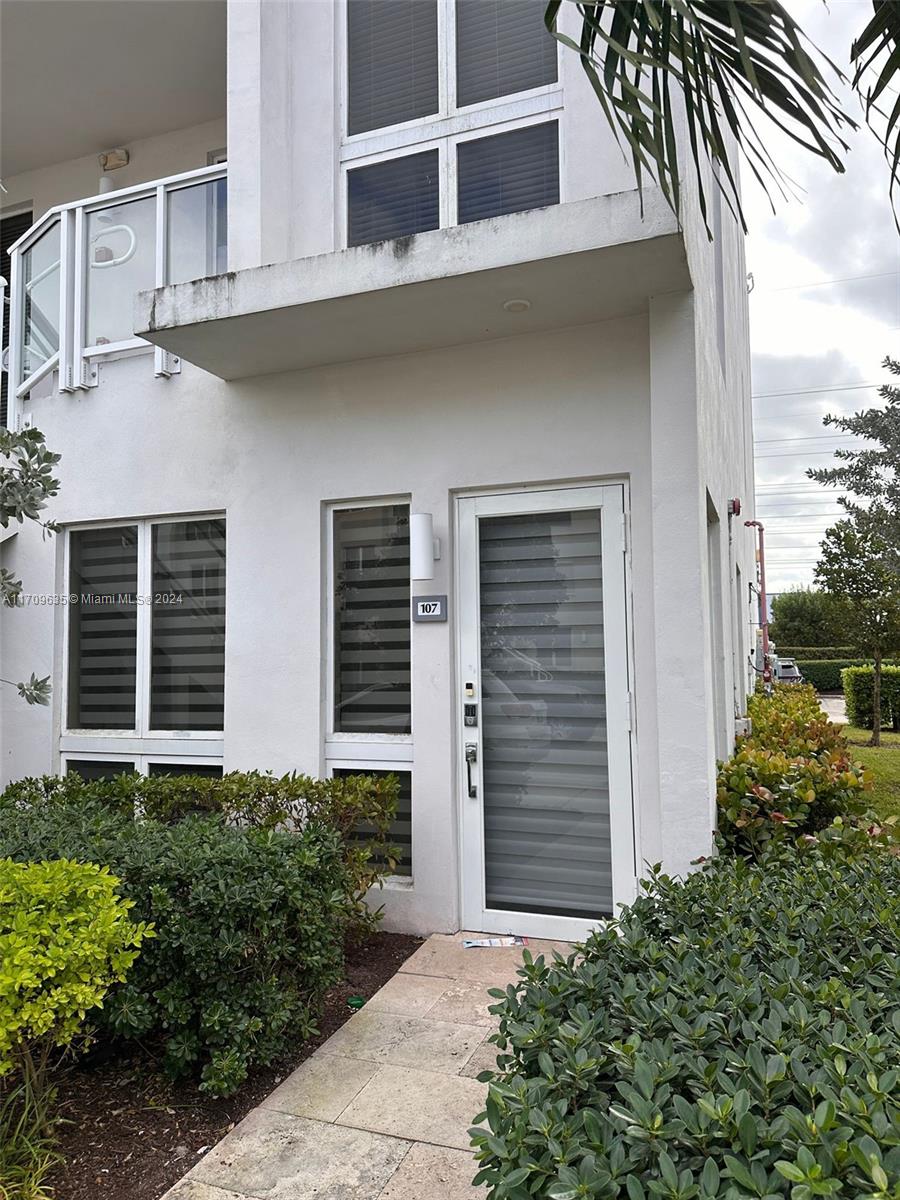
0;858;148;1086
0;793;359;1096
796;659;864;692
2;769;401;933
842;665;900;730
775;646;856;660
470;848;900;1199
716;746;871;856
742;683;846;757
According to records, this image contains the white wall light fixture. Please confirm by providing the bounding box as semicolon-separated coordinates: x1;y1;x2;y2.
410;512;440;581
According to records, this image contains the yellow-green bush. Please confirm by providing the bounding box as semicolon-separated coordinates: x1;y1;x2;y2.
0;858;149;1085
717;685;874;855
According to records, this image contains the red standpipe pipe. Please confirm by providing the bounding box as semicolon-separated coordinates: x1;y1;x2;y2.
745;519;770;682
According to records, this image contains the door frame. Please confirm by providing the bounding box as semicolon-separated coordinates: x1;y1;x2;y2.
455;481;636;942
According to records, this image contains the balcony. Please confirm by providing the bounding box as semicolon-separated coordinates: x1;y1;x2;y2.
3;165;226;426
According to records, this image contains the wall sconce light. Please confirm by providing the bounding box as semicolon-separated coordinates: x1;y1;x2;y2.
410;513;440;581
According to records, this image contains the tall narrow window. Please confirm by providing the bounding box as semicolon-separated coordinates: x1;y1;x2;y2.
1;210;33;427
457;122;559;225
347;151;440;247
333;505;411;733
68;526;139;729
456;0;557;108
347;0;439;135
151;519;226;731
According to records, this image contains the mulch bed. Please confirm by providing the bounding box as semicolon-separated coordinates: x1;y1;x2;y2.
45;930;423;1200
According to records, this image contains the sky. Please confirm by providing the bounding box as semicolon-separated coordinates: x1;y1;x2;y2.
744;0;900;594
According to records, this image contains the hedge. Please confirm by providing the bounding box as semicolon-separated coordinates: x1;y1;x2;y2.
470;846;900;1199
0;771;399;1095
717;684;873;855
796;659;864;692
775;645;856;660
842;665;900;731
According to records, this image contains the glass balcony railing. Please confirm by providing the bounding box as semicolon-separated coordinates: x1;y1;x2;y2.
3;165;226;423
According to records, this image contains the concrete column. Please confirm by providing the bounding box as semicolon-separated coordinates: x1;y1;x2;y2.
227;0;338;271
648;291;716;874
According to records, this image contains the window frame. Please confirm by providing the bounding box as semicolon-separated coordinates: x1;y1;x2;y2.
61;752;225;778
62;512;226;762
338;0;564;247
324;495;413;754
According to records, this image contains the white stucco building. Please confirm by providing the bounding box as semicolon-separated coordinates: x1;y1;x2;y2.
0;0;755;939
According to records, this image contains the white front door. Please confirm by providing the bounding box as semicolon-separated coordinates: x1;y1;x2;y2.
457;484;635;942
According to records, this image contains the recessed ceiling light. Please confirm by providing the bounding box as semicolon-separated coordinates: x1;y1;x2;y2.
502;298;531;313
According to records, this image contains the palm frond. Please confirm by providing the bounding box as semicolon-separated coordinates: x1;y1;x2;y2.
546;0;855;233
852;0;900;221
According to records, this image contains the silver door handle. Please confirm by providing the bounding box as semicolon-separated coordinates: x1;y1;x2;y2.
465;743;477;799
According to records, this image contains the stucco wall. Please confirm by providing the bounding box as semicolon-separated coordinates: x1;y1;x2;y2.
0;118;226;223
0;315;678;933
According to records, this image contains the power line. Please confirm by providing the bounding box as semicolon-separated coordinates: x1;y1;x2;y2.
756;269;900;293
752;382;880;399
755;450;846;459
753;434;860;444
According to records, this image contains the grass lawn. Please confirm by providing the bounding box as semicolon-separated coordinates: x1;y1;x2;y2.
843;724;900;821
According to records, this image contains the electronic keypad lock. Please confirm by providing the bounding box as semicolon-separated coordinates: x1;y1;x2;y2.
464;703;478;727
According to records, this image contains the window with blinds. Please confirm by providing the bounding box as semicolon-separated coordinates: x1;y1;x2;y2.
147;762;224;778
456;0;557;108
347;0;439;135
66;759;137;781
68;526;139;729
337;768;412;876
458;121;559;225
348;151;440;247
333;505;411;734
151;519;226;731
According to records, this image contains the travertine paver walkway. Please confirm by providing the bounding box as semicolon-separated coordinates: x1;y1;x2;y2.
162;933;570;1200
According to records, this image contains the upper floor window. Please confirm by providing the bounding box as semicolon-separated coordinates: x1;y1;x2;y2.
343;0;561;246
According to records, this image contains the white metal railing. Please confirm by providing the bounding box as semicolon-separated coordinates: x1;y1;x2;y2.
4;164;226;429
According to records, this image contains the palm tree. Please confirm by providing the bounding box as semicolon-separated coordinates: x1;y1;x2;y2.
545;1;899;231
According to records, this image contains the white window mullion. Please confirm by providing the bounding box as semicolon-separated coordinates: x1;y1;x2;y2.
154;184;180;378
56;210;74;393
71;206;97;390
438;0;454;116
135;520;153;737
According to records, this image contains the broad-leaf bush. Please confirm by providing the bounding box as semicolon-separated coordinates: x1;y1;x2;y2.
717;685;874;854
2;769;400;935
0;780;379;1096
470;848;900;1199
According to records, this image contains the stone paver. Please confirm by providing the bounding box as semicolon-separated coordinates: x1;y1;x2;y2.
820;694;847;723
164;1182;253;1200
319;1008;485;1073
336;1064;488;1150
187;1109;409;1199
162;933;565;1199
260;1051;377;1121
376;1144;487;1198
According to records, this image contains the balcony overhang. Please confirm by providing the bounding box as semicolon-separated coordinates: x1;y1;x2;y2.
136;191;688;381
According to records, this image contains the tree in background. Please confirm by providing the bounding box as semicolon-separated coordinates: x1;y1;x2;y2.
546;2;898;231
0;427;59;705
815;513;900;746
769;587;849;648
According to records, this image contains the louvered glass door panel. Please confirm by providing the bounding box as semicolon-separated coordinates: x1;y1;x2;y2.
456;0;558;108
334;505;411;733
479;509;611;918
150;519;226;731
347;0;439;135
68;526;138;729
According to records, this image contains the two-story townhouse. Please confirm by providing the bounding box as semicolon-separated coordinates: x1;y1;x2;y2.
0;0;756;940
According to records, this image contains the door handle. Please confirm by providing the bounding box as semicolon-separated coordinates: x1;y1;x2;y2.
465;743;478;799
